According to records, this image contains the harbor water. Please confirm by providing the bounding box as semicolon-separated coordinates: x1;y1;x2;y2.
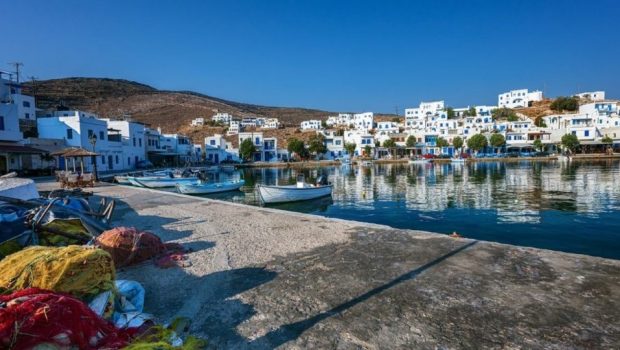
178;160;620;259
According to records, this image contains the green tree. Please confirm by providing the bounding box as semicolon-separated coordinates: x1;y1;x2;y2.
492;107;518;121
533;139;543;152
287;138;307;159
534;116;547;127
364;145;372;157
383;139;396;148
445;107;455;119
601;135;613;144
392;117;401;123
467;134;488;153
452;136;464;151
321;120;328;129
463;106;478;117
239;138;256;161
406;135;416;147
489;133;505;148
344;142;357;155
307;134;327;159
436;137;449;148
551;97;579;112
561;133;580;153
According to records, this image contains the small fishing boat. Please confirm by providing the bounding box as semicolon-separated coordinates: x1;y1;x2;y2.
359;160;373;167
450;158;466;163
176;180;245;195
127;176;199;188
114;175;132;185
258;175;332;204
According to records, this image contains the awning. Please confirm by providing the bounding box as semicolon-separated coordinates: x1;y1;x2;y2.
0;144;47;154
50;147;98;157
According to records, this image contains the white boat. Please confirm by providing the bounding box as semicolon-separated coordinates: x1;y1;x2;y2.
450;158;466;163
258;175;332;204
176;180;245;194
127;176;199;188
114;175;132;185
409;158;430;164
360;160;373;167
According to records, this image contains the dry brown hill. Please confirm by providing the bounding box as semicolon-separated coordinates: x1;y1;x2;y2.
23;77;338;132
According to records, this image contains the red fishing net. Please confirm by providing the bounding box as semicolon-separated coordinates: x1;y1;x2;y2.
0;288;130;349
95;227;185;268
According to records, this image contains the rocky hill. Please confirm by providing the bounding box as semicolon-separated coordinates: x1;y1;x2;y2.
22;78;338;132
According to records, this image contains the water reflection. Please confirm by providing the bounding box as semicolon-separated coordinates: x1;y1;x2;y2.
189;160;620;259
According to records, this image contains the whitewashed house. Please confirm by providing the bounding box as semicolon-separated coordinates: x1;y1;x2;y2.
37;110;116;172
190;117;205;126
0;73;40;173
574;91;605;101
344;130;375;156
497;89;543;108
105;119;147;169
300;120;322;130
204;134;239;163
212;112;232;124
227;120;241;135
161;134;193;164
238;132;282;162
261;118;280;129
321;130;345;159
353;112;374;131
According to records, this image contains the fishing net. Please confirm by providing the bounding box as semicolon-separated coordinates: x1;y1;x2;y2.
95;227;185;268
0;288;130;350
124;319;206;350
0;245;115;299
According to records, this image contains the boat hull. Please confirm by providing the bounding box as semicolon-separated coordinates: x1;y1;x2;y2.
114;176;132;185
176;180;245;194
129;176;199;188
258;185;333;204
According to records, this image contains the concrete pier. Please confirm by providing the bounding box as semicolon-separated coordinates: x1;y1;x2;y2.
37;182;620;349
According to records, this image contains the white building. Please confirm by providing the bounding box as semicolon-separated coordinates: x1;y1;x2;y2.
574;91;605;101
238;132;283;162
498;89;543;108
241;117;258;128
321;130;345;159
300;120;322;130
204;134;239;163
37;110;119;172
212;112;232;124
104;119;147;169
227;120;241;135
353;112;374;131
190;117;205;126
344;130;375;156
376;121;399;134
161;133;193;164
0;73;36;143
261;118;280;129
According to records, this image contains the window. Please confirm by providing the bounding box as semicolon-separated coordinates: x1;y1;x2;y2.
572;131;577;136
0;116;4;130
88;130;94;139
25;113;30;119
584;130;589;137
67;129;73;139
115;155;119;164
210;140;215;145
128;157;131;165
23;101;30;108
133;138;136;147
99;131;104;140
139;138;142;147
101;155;105;164
255;137;260;145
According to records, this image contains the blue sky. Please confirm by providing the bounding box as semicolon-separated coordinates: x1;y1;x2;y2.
2;0;619;113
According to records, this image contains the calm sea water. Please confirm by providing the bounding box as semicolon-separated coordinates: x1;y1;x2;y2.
187;160;620;259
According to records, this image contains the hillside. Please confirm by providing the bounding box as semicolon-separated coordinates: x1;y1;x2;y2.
22;77;337;132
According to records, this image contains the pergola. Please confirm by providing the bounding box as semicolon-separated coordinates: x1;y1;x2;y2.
51;147;99;173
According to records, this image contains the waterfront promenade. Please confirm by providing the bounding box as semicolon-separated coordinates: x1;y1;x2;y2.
37;181;620;349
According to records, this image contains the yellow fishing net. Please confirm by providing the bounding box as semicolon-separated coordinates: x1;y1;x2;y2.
0;245;116;299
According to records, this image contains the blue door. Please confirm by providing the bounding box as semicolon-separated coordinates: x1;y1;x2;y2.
214;154;219;164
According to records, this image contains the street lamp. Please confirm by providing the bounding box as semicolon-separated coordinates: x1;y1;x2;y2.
89;135;98;182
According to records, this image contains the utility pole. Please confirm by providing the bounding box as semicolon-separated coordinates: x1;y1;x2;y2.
29;76;38;99
8;62;23;83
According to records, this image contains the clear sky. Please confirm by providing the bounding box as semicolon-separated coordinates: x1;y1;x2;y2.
2;0;619;113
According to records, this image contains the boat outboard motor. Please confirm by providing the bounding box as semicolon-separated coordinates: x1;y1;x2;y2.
169;172;175;179
316;175;328;186
197;171;207;182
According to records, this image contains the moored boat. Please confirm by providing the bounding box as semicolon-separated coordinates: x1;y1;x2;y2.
127;176;199;188
408;158;430;164
258;175;332;204
176;180;245;195
450;158;466;163
114;175;132;185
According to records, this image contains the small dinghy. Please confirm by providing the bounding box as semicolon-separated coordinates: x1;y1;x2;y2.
176;180;245;195
114;175;132;185
258;174;332;204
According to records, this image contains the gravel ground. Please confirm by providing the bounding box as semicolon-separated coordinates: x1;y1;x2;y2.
37;182;620;349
